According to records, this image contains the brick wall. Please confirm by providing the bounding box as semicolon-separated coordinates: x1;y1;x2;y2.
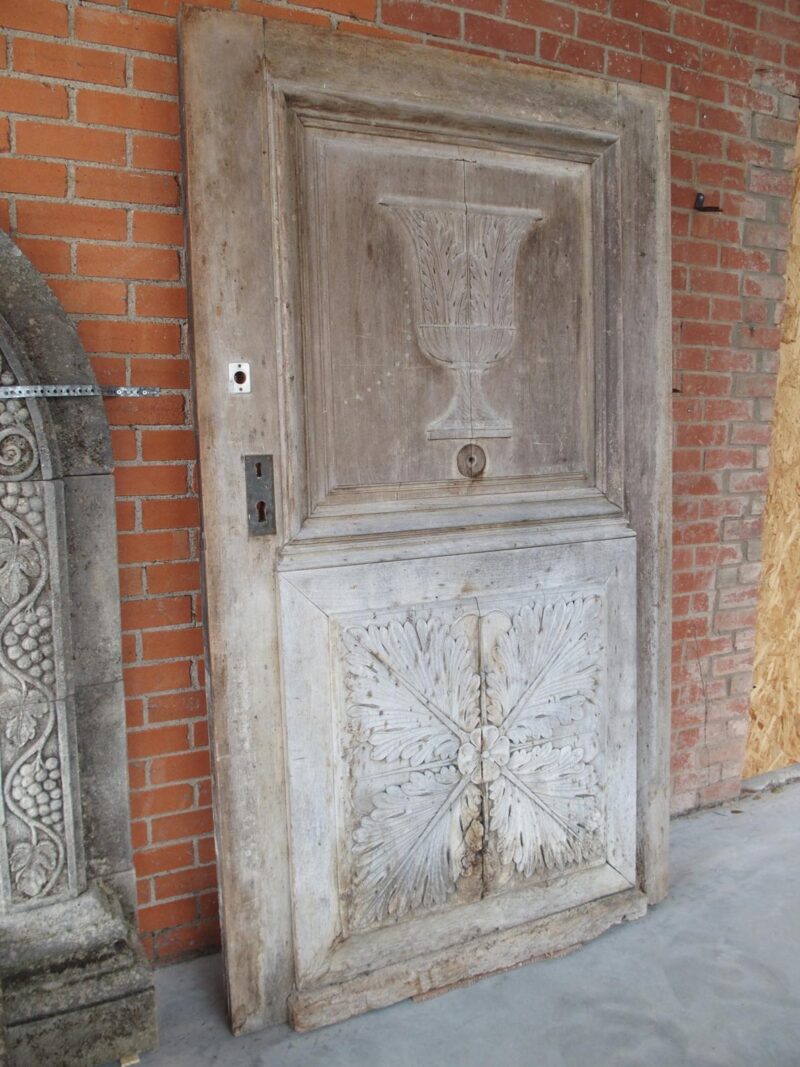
1;0;797;963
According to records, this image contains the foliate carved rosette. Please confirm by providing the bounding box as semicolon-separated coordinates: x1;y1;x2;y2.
381;195;542;441
0;361;74;911
342;596;605;929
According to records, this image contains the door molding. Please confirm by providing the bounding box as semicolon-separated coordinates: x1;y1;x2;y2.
179;10;671;1034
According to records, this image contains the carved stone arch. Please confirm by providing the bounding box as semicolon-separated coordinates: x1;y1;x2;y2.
0;232;156;1066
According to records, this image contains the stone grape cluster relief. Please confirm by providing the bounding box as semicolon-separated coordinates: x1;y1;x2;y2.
0;360;69;909
343;595;605;928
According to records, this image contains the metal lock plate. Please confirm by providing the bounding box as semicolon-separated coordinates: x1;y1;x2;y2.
228;362;251;394
244;455;276;535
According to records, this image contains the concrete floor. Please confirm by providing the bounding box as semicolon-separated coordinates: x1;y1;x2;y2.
138;783;800;1067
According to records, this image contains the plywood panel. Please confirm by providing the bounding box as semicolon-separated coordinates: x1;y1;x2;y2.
745;131;800;777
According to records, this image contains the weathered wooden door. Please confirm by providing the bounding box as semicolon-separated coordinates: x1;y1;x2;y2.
181;12;670;1035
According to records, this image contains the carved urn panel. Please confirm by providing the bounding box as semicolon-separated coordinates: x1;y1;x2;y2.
181;13;670;1037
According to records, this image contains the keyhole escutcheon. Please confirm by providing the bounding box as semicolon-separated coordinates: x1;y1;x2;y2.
457;443;486;479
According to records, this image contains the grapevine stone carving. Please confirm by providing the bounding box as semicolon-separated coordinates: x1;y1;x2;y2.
381;193;542;440
0;359;70;908
344;596;604;928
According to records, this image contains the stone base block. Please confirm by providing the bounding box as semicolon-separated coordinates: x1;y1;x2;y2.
0;882;157;1067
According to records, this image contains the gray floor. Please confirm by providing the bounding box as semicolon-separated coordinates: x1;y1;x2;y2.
140;784;800;1067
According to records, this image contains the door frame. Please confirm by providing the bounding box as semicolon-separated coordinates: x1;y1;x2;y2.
179;9;671;1035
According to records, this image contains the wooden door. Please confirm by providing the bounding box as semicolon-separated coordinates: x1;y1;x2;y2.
180;12;671;1035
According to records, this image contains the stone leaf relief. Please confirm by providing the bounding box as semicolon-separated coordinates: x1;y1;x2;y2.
0;363;68;907
381;195;542;441
344;596;603;927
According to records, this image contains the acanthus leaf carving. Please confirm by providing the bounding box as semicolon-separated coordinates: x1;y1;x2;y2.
343;595;605;929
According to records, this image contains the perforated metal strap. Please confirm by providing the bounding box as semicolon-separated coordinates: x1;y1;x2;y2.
0;385;161;399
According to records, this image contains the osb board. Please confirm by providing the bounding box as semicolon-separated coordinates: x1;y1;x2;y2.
745;127;800;777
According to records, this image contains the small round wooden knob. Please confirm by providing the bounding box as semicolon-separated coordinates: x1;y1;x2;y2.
457;443;486;478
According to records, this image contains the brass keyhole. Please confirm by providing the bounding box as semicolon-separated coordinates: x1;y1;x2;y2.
457;443;486;479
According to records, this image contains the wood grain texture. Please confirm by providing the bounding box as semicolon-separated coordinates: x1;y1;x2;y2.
180;11;671;1033
178;10;293;1032
746;129;800;778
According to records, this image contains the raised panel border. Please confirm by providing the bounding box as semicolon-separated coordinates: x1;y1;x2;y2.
278;535;637;998
281;97;624;543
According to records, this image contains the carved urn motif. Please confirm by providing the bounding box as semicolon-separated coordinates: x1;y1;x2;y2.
382;196;542;440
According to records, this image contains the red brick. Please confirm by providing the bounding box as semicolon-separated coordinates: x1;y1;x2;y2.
134;841;194;877
129;723;190;760
539;33;605;70
673;240;718;266
141;430;197;462
155;864;217;900
75;8;177;56
16;122;126;165
611;0;670;30
105;394;185;427
138;897;197;933
152;918;220;961
695;161;745;190
704;0;757;28
681;323;732;346
701;49;752;82
680;372;731;396
674;11;729;47
704;399;752;420
17;201;126;241
136;285;187;318
507;0;575;32
465;15;537;52
698;105;747;135
3;0;68;35
49;279;127;315
728;471;767;493
111;428;137;461
382;0;461;37
77;244;180;280
671;68;727;102
121;595;193;631
130;357;189;389
689;268;739;295
133;135;182;173
730;27;781;63
76;166;179;207
133;210;184;245
759;10;800;41
78;321;180;355
152;807;213;843
0;158;66;197
130;783;194;819
142;498;200;529
704;448;753;470
77;90;179;135
149;749;211;785
119;531;190;565
578;12;639;48
148;690;207;723
124;661;193;697
147;562;202;595
133;56;179;96
115;465;188;500
143;626;204;661
13;39;126;87
749;168;793;198
0;77;68;118
237;0;331;25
